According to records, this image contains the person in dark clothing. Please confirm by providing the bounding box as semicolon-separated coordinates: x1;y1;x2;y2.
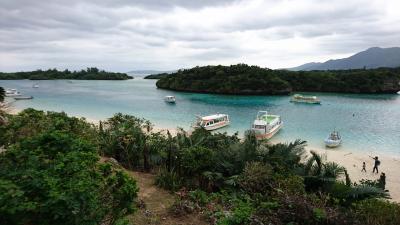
361;162;366;172
370;156;380;174
378;172;386;190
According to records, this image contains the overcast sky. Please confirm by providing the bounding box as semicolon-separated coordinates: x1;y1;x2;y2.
1;0;399;72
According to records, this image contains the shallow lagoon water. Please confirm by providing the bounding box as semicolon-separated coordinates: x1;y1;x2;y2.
1;78;400;156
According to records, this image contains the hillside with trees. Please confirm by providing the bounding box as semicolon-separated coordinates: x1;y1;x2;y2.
1;108;399;225
0;67;133;80
144;73;171;79
156;64;400;94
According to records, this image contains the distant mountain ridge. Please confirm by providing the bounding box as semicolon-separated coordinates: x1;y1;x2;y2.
290;47;400;71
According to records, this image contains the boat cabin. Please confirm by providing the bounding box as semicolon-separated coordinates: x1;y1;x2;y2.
251;111;282;139
194;114;230;131
164;95;176;103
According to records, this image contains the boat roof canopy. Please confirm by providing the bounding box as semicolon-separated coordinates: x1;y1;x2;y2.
253;119;268;126
201;114;228;120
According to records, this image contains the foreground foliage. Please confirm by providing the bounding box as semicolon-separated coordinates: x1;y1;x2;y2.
0;110;138;225
1;109;398;225
156;64;400;94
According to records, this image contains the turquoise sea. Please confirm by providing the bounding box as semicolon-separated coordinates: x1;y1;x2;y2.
1;79;400;156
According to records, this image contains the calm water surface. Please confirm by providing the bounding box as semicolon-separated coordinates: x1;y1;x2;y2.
1;79;399;156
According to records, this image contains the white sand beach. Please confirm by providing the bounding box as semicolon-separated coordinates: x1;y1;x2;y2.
309;147;400;202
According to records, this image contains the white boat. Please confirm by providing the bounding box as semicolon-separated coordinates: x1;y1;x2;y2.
193;114;230;131
164;95;176;103
251;111;282;140
32;83;39;88
324;130;342;148
5;89;22;97
290;94;321;104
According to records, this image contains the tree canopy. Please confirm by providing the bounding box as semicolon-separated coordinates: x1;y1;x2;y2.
0;109;138;225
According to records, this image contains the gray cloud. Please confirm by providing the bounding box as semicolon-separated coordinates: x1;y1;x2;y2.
0;0;399;72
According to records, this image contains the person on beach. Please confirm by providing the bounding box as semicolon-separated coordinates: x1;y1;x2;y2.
370;156;380;174
361;162;366;172
378;172;386;190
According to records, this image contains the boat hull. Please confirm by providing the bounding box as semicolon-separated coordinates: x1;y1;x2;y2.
193;121;230;131
14;96;33;100
290;99;321;104
324;139;341;148
253;123;283;140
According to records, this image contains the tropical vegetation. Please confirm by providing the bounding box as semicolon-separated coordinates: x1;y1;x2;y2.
156;64;400;94
0;87;4;102
0;109;138;225
1;108;399;225
0;67;132;80
0;87;6;125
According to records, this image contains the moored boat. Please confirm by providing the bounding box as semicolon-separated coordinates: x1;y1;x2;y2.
251;111;282;139
192;114;230;131
290;94;321;104
164;95;176;103
14;96;34;100
5;89;22;97
33;83;39;88
324;130;342;148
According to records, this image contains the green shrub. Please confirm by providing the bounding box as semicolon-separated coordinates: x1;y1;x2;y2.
1;108;97;146
188;189;210;206
257;201;280;214
217;200;254;225
239;162;273;195
353;199;400;225
180;146;214;177
275;174;305;195
169;199;198;216
0;131;138;225
313;208;327;222
155;168;182;191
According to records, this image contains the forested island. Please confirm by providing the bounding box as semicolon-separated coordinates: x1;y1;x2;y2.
156;64;400;95
144;73;171;79
0;67;133;80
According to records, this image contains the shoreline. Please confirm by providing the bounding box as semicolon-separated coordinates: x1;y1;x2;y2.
292;143;400;202
6;105;400;202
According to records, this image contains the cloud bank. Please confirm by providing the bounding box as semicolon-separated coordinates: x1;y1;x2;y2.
1;0;399;72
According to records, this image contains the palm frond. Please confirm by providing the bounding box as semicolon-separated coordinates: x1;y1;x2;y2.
323;161;345;179
304;150;323;176
347;185;390;201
